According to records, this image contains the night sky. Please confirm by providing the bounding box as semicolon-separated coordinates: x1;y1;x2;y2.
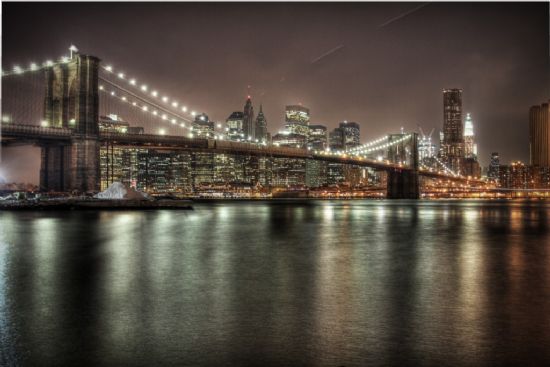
1;2;548;183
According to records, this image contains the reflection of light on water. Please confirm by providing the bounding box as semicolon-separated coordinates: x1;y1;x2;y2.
376;206;386;224
29;217;60;358
510;209;522;232
457;207;488;353
322;203;334;223
312;229;355;358
0;217;18;365
99;212;143;349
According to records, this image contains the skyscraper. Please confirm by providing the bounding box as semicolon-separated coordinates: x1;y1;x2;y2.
529;102;550;166
255;104;267;142
418;127;436;166
464;113;478;159
243;96;255;141
226;111;244;141
192;113;214;138
488;152;500;181
329;121;360;151
308;124;328;151
340;121;360;149
442;88;464;173
284;105;310;137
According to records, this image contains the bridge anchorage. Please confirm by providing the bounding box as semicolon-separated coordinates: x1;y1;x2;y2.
1;47;483;198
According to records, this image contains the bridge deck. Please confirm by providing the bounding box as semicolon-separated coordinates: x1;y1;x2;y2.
1;123;484;183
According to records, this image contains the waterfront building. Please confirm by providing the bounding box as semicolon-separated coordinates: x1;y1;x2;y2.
327;162;345;185
100;147;192;193
462;157;481;178
529;101;550;166
191;151;215;189
243;96;255;141
305;159;327;188
226;111;245;141
271;158;306;188
271;130;307;187
441;88;465;174
498;161;532;189
255;105;268;143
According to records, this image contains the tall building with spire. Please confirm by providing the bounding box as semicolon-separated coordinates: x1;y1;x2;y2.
464;113;478;159
243;96;255;141
255;104;267;142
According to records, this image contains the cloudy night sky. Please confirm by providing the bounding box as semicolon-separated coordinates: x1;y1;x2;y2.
1;1;548;183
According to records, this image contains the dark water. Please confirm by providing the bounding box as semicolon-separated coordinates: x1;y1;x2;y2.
1;200;550;367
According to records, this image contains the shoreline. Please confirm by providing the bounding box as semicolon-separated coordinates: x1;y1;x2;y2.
0;198;194;211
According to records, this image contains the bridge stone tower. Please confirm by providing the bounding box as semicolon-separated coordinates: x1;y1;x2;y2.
386;133;419;199
40;53;100;192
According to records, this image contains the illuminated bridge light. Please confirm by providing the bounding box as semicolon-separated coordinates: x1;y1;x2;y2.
105;65;113;72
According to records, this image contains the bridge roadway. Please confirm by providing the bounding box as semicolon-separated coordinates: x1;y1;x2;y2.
1;123;484;184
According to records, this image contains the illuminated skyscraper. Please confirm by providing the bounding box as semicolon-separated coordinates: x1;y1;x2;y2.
529;102;550;166
464;113;477;159
340;121;360;149
285;105;310;124
418;127;436;165
329;121;360;151
488;152;500;180
192;113;214;138
226;111;244;141
442;88;464;173
284;105;310;137
308;124;328;151
243;96;255;141
255;104;268;142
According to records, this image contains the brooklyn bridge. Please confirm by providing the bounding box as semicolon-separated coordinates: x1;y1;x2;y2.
1;48;485;199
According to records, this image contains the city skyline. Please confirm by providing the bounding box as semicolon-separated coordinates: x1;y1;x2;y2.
2;2;548;182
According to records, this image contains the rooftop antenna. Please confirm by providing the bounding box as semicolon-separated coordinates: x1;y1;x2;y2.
69;45;79;59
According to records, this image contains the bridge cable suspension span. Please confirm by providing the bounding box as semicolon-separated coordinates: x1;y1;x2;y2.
99;64;200;120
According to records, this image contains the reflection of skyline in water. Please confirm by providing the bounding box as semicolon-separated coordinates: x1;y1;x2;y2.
1;201;550;366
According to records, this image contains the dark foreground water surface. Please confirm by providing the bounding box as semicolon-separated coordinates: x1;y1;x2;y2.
1;200;550;366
